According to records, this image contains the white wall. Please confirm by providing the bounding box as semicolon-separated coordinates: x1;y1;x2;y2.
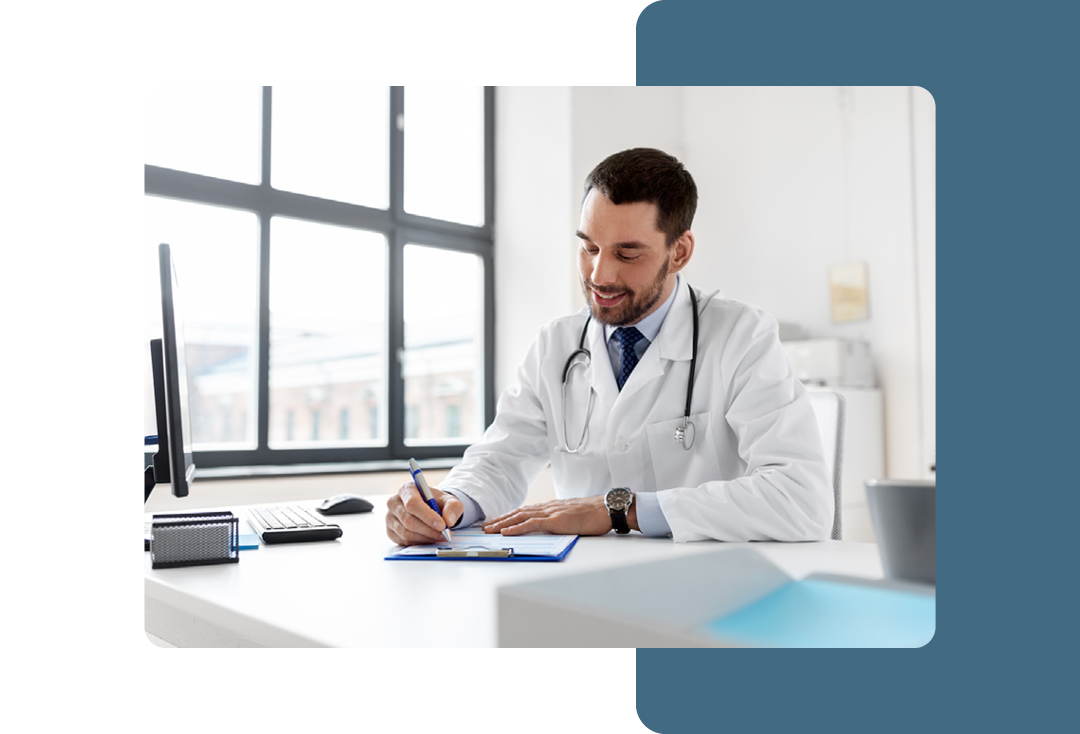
494;86;935;480
911;88;936;475
682;86;847;306
682;86;934;479
493;87;574;394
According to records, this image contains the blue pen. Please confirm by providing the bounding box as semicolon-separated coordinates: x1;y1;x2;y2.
408;458;453;543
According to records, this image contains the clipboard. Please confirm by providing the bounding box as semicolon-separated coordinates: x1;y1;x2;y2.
385;529;578;562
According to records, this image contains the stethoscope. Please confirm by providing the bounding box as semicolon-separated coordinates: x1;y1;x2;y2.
560;287;700;453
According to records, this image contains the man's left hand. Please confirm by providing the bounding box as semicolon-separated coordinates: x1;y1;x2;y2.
482;496;637;536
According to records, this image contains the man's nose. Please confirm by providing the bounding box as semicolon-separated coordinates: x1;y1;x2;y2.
591;250;620;286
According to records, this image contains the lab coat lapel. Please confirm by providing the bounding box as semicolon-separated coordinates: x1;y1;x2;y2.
619;280;696;401
586;317;619;408
655;279;697;363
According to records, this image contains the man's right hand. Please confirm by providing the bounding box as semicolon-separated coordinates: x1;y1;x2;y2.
385;480;463;546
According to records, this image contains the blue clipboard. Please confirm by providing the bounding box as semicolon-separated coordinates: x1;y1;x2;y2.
385;529;578;562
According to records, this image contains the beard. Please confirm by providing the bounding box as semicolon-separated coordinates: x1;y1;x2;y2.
581;255;671;326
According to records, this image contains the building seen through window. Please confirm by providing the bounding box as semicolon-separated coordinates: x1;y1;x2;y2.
179;310;481;446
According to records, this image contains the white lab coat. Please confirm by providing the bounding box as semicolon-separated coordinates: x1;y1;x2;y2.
443;278;833;542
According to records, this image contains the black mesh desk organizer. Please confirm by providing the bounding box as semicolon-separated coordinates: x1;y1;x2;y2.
151;512;240;569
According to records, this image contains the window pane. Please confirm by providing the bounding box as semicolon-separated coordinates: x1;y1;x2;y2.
403;245;484;445
404;87;485;226
1;85;261;183
269;218;388;448
271;86;390;208
144;197;259;448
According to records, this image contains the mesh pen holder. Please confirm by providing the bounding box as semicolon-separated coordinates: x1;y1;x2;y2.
151;512;240;569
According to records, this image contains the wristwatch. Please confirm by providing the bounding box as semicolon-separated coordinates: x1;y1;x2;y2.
604;487;634;534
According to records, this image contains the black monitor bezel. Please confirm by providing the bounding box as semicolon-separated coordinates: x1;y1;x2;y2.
157;242;195;498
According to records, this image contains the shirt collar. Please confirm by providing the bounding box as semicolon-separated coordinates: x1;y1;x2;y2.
604;273;681;344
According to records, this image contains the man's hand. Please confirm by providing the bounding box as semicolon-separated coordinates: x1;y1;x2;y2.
482;496;638;536
385;481;464;546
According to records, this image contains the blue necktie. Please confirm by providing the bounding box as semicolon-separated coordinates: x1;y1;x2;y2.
613;326;645;390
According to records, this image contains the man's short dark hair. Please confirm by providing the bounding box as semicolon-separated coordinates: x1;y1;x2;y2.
583;148;698;245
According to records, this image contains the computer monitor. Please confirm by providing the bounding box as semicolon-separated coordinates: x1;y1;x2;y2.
146;242;196;500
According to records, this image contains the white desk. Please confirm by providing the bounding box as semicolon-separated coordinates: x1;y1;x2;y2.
145;495;884;648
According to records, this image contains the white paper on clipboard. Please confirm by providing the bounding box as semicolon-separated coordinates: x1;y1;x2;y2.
386;529;578;561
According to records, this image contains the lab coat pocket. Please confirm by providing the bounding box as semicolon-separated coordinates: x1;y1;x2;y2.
645;411;723;491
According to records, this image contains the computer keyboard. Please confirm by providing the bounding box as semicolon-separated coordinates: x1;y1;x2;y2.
247;505;343;544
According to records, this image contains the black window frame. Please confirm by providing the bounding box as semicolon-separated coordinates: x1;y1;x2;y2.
145;86;496;471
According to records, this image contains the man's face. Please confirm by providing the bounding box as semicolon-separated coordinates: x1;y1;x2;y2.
576;190;688;326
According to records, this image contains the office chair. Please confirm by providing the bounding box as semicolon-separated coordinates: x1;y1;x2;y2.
807;390;846;540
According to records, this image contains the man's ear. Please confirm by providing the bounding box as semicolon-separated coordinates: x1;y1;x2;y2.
670;230;695;272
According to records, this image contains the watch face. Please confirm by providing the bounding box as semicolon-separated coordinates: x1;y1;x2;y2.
606;488;632;511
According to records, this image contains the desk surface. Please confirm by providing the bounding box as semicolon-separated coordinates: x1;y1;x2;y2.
145;495;883;648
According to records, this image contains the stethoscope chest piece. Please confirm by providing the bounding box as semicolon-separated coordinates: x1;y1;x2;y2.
674;418;695;450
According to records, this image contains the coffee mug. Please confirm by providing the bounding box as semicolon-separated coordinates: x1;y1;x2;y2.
865;479;935;585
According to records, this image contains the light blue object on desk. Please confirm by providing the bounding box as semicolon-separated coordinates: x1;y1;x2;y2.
702;578;935;648
238;518;261;549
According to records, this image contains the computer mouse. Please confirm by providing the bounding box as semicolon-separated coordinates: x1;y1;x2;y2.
316;494;375;515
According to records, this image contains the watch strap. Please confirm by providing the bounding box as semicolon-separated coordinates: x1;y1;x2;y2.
609;507;630;534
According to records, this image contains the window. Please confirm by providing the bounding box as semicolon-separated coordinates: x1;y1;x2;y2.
402;244;485;444
404;87;485;226
446;405;462;439
145;87;494;469
267;217;388;450
339;408;350;440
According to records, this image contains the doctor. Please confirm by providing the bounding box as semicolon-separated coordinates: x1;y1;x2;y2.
385;148;832;545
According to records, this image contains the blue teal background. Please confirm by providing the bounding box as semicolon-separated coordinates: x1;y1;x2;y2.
635;1;1077;731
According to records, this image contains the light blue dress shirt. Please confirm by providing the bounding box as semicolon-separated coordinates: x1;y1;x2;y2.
443;276;681;537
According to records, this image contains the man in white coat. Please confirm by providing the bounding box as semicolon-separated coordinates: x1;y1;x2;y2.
385;148;832;545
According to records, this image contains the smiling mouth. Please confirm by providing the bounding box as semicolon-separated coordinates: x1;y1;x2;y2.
591;289;626;307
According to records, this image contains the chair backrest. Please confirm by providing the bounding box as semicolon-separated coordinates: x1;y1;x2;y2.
807;390;846;540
